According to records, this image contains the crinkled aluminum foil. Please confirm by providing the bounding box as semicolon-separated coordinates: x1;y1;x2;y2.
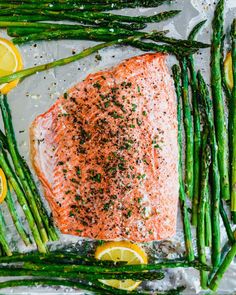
0;0;235;293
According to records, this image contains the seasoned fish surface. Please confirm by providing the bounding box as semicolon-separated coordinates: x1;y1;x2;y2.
30;53;178;242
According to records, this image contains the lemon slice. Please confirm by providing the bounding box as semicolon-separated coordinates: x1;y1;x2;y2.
0;169;7;203
0;38;23;94
95;241;148;291
224;51;233;90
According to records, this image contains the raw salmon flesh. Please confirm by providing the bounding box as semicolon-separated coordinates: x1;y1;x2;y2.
30;53;179;242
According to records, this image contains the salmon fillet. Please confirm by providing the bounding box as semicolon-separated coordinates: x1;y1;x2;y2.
30;53;178;242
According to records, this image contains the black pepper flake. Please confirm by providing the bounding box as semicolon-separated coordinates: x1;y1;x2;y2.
136;118;142;126
95;54;102;61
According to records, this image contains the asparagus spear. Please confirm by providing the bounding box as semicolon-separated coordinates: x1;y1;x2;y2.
7;24;146;38
0;35;201;87
0;207;6;236
180;58;194;199
197;127;210;289
11;26;209;51
220;36;233;160
187;20;207;225
172;64;194;262
0;266;165;281
0;210;12;256
68;9;180;24
197;71;221;268
230;19;236;217
211;0;230;201
0;278;183;295
0;130;58;242
0;278;114;295
0;252;127;266
0;95;48;244
220;200;235;244
0;39;120;85
0;15;54;22
0;0;169;3
0;130;7;149
0;0;170;11
205;186;212;248
208;242;236;291
20;159;58;242
20;259;210;273
0;144;46;253
12;27;142;44
0;21;87;30
5;189;31;246
0;14;146;30
125;39;198;56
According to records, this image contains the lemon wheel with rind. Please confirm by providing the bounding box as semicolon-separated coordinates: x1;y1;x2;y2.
0;168;7;204
95;241;148;291
0;38;23;94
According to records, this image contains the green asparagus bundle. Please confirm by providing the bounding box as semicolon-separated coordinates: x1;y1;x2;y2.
197;127;211;289
197;71;221;269
0;95;59;244
172;64;194;262
0;140;46;253
211;0;230;203
0;97;49;244
180;58;194;199
187;20;207;226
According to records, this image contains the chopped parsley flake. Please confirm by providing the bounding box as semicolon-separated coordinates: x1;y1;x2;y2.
76;167;81;176
93;82;101;90
108;111;124;119
127;210;132;218
131;104;137;112
137;174;146;180
90;171;102;183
